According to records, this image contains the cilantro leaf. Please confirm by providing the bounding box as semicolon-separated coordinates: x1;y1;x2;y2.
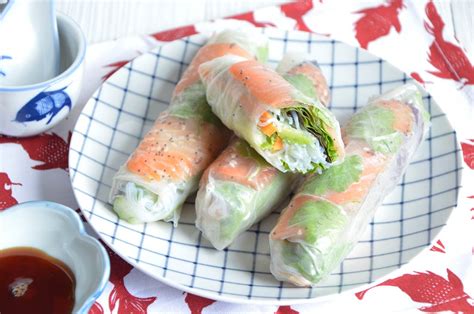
301;155;364;195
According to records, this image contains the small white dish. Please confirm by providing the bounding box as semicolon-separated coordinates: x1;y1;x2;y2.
0;0;60;86
0;13;86;137
0;201;110;313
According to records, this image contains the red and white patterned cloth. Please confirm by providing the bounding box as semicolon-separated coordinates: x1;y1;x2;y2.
1;1;473;313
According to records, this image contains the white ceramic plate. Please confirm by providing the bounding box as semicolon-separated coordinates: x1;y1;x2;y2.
69;28;462;304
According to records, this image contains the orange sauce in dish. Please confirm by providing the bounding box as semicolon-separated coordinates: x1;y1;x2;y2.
0;247;75;314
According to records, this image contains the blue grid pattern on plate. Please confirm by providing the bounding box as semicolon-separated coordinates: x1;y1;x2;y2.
69;28;462;301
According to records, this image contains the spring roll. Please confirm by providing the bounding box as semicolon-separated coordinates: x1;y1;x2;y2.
198;55;345;174
269;84;430;286
276;53;330;107
195;138;298;249
109;29;268;225
195;54;330;250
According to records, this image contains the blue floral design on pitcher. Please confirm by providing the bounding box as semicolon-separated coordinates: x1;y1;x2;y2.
14;86;72;125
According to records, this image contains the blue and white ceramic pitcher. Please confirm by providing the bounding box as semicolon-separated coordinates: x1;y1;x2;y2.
0;0;60;86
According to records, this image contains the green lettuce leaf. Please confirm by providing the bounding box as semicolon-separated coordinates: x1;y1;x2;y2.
371;132;403;154
256;44;269;63
235;139;268;166
114;195;141;224
281;239;351;284
301;155;363;195
168;83;221;125
213;181;253;240
288;199;347;244
281;241;320;283
279;125;312;145
345;105;402;153
282;106;338;163
284;74;317;100
260;133;278;150
113;184;158;224
414;90;431;125
213;171;294;242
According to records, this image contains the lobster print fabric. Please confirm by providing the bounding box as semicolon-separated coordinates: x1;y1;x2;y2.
1;0;472;313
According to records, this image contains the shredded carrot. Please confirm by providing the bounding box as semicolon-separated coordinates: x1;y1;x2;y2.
272;136;283;152
259;111;277;136
259;111;273;124
260;123;277;136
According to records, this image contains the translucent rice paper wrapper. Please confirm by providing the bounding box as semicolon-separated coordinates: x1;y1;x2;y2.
109;113;225;225
198;54;344;174
269;84;430;286
276;52;330;107
196;138;299;250
109;28;269;225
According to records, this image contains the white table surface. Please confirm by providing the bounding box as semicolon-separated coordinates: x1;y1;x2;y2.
57;0;472;55
56;0;286;43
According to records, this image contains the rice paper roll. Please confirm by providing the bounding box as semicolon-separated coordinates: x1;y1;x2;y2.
109;29;268;225
195;54;330;250
269;84;430;286
196;138;299;249
169;29;269;118
276;53;330;107
198;55;345;174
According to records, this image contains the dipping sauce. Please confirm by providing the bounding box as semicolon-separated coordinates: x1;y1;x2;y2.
0;247;75;314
